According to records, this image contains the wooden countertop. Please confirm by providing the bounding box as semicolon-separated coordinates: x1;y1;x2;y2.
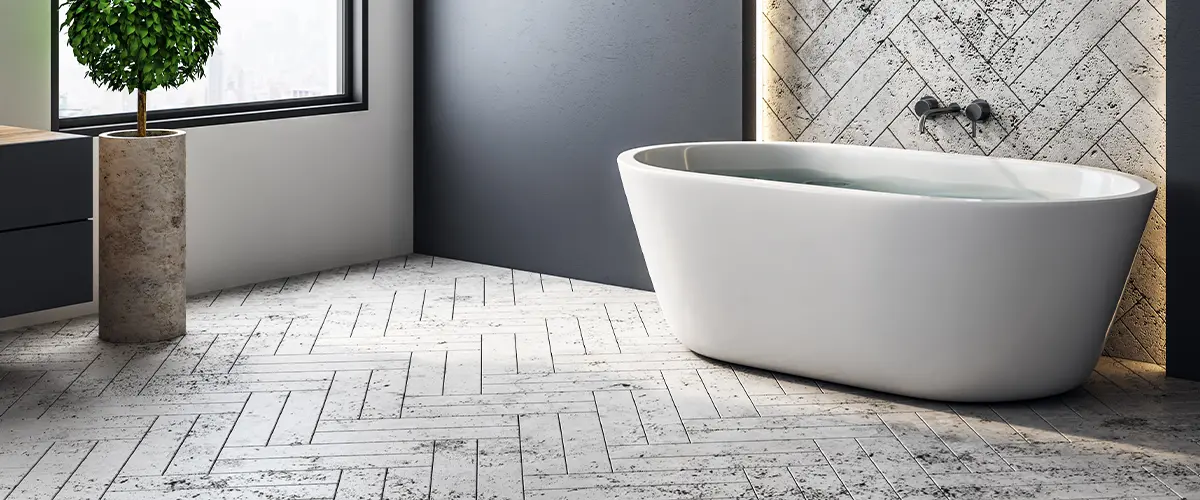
0;126;82;146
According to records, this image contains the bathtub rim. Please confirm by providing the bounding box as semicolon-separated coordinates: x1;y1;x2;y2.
617;141;1158;205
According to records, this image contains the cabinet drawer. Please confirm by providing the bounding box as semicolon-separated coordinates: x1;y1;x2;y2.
0;221;93;318
0;137;93;232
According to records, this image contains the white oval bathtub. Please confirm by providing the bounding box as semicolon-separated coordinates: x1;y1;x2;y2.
617;141;1157;402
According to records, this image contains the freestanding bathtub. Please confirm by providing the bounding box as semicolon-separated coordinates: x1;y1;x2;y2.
617;141;1157;402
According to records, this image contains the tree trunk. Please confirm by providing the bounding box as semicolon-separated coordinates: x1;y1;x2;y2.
137;89;147;137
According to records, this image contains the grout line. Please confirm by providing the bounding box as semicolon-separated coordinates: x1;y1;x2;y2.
855;437;906;498
138;340;185;397
263;391;292;448
948;406;1018;471
96;347;140;397
398;352;413;418
890;412;958;476
381;291;398;336
1012;0;1141;133
906;5;1021;128
50;440;99;499
270;318;296;357
591;392;616;473
626;389;651;445
1100;25;1166;122
575;317;589;356
55;353;97;402
784;0;818;35
509;269;517;306
357;370;374;420
556;413;569;473
307;385;330;445
1142;464;1185;499
890;22;988;150
742;467;765;500
190;336;220;376
814;440;856;498
440;350;449;396
348;303;364;338
8;442;56;498
659;372;693;444
101;416;156;498
208;410;242;475
1116;119;1166;171
986;407;1033;445
226;327;257;375
967;0;1016;43
238;284;254;307
426;441;436;498
512;333;520;375
309;305;333;355
544;319;558;375
929;0;1017;101
811;0;882;76
1113;357;1167;390
1110;297;1163;366
1007;0;1093;88
160;414;200;476
451;278;459;321
1026;69;1121;160
762;15;823;119
1024;403;1074;444
828;46;912;145
1068;91;1137;165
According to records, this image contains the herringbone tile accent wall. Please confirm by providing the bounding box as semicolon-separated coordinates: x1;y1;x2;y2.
761;0;1167;365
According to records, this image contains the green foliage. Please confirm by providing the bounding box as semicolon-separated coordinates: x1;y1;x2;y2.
60;0;222;94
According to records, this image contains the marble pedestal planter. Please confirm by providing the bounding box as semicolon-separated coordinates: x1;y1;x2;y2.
98;129;186;343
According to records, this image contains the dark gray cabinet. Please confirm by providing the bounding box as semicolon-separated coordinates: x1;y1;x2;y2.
0;127;94;318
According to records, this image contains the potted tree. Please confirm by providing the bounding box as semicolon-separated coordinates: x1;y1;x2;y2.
60;0;221;343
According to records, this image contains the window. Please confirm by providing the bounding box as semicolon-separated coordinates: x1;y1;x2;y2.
52;0;367;134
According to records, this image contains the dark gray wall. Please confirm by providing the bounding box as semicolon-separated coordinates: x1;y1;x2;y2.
414;0;746;290
1167;1;1199;381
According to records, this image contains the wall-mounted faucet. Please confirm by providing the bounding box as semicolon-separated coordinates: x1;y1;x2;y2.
914;96;960;135
913;96;992;138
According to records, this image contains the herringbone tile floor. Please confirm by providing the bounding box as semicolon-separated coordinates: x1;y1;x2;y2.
0;254;1197;499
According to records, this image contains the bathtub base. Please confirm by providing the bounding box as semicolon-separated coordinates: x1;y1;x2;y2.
677;338;1087;403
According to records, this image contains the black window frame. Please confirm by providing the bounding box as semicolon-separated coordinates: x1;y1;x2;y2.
51;0;368;136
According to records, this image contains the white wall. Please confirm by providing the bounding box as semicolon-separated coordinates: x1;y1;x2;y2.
0;0;413;330
0;1;53;130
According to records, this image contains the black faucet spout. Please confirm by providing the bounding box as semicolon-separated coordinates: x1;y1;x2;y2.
914;97;963;135
924;104;962;116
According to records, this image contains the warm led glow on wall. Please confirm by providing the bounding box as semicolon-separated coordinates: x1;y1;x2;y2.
755;0;765;141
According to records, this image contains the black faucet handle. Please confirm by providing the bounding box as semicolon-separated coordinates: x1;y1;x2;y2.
965;99;992;138
965;99;992;122
914;96;941;116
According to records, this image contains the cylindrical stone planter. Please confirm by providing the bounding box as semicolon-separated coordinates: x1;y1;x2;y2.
98;129;187;343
